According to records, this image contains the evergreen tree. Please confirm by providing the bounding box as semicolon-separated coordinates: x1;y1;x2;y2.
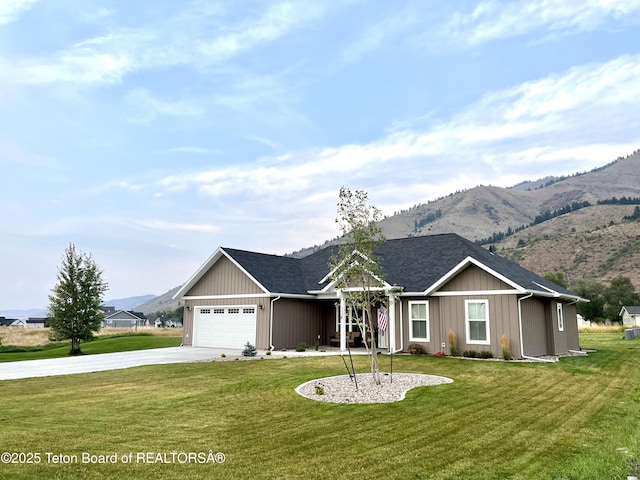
48;243;109;355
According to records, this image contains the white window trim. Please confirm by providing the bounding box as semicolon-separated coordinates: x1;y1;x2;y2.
465;299;490;345
409;301;429;342
557;302;564;332
335;307;362;333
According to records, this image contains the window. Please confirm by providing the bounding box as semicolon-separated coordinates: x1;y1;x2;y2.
465;300;490;345
228;308;240;314
200;308;211;314
335;307;364;332
213;308;224;314
409;301;429;341
243;308;255;314
557;303;564;331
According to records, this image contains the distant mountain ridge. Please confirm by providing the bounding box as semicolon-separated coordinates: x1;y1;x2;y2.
103;295;156;311
1;295;156;319
8;150;640;313
293;149;640;288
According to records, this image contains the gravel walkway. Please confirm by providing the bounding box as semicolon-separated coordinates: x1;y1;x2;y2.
296;372;453;404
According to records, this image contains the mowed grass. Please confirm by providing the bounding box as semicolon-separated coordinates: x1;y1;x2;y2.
0;333;639;479
0;331;182;362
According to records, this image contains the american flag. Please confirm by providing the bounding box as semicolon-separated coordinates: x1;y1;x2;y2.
378;305;388;331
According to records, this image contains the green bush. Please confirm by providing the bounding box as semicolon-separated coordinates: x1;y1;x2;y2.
478;351;494;359
463;350;477;358
408;343;426;354
295;342;307;352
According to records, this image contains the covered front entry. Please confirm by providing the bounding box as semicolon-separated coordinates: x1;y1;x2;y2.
193;305;257;348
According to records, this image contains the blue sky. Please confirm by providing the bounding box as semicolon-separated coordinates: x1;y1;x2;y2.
2;0;640;310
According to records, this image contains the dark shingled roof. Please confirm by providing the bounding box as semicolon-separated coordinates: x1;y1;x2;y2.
623;306;640;315
223;233;577;298
223;248;309;295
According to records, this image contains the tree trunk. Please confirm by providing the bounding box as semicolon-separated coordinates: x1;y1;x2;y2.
70;337;81;355
366;309;381;385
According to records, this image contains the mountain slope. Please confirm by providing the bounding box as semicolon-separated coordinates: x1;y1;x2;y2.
497;204;640;286
379;150;640;242
134;287;182;315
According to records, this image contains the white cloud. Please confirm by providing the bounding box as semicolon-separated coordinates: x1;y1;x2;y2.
6;31;147;86
0;0;39;25
132;220;220;234
1;1;337;88
341;7;418;64
125;88;204;123
150;53;640;213
196;1;329;62
442;0;640;46
157;146;217;155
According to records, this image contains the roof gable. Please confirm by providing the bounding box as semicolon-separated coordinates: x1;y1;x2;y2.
622;306;640;315
105;310;147;320
175;233;580;300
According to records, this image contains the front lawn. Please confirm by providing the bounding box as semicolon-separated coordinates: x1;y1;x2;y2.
0;334;182;362
0;333;638;479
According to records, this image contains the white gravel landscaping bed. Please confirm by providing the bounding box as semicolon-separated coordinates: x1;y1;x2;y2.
296;372;453;404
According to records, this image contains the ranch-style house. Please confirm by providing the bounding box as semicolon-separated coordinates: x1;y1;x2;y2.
174;233;584;359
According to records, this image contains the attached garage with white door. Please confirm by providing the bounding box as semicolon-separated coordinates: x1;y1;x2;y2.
193;305;257;349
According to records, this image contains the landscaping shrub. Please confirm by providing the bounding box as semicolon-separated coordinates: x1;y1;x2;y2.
500;334;512;360
242;342;257;357
463;350;477;358
448;330;459;356
408;343;426;354
478;351;494;359
296;342;307;352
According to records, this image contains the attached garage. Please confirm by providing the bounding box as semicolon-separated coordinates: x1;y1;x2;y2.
193;305;257;348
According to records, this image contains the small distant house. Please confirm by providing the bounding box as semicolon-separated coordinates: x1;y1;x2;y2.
102;310;147;328
154;317;183;328
620;306;640;327
26;317;49;328
10;319;27;328
0;317;17;327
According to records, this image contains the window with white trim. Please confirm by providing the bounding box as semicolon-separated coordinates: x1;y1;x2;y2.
335;307;366;333
228;308;240;314
465;300;490;345
213;308;224;314
243;308;255;314
557;303;564;331
200;308;211;314
409;301;429;341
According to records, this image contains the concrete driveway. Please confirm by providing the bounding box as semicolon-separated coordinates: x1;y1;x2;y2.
0;346;238;381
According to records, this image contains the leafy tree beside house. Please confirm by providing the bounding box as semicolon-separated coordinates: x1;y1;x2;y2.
603;276;640;323
48;243;109;355
570;278;606;322
330;187;387;385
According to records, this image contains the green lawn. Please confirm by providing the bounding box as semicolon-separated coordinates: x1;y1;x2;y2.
0;335;182;362
0;333;638;479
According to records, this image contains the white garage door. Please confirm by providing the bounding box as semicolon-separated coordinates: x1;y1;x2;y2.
193;306;257;349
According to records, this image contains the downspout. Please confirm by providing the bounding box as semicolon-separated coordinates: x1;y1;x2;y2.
393;297;404;354
518;292;554;362
269;296;281;352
